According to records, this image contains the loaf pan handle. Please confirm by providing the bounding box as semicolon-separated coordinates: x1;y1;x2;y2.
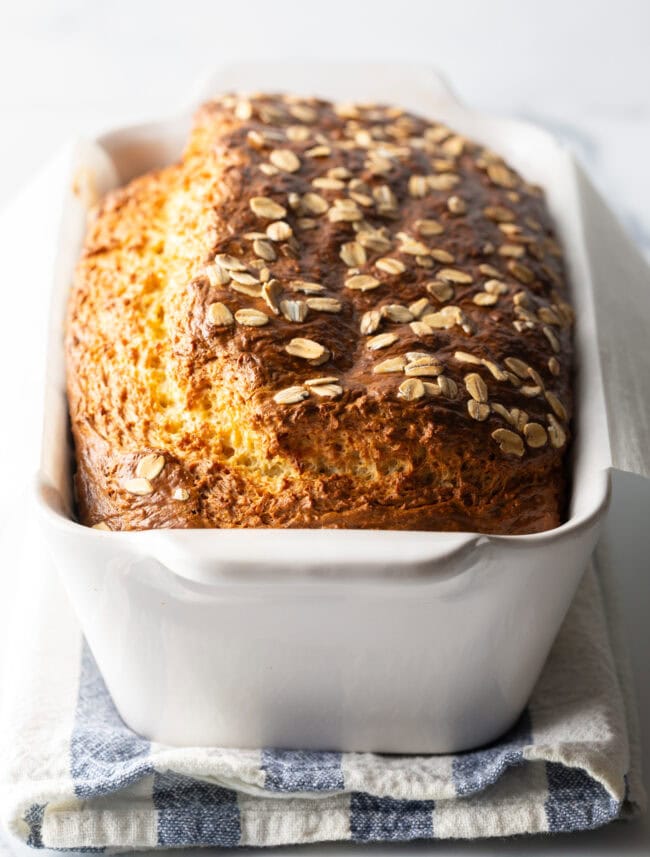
133;527;484;587
188;62;462;115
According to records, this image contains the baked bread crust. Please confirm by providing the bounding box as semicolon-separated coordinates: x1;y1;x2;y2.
67;94;573;534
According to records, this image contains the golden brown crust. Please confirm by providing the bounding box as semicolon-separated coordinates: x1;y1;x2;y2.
66;93;573;534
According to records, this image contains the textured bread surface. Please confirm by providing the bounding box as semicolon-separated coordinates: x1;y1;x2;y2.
67;93;573;533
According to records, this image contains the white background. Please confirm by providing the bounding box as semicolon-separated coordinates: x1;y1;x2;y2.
0;1;649;854
0;0;650;255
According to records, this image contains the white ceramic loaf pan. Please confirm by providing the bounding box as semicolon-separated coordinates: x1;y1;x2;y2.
36;64;615;754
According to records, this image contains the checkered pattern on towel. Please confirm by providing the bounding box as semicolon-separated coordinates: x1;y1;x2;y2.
0;559;644;852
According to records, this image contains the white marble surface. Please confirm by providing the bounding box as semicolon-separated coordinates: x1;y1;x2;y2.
0;1;649;853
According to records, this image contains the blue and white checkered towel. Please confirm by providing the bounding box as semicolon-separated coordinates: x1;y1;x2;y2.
0;517;644;852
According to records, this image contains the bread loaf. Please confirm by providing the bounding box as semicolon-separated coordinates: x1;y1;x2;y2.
66;93;573;533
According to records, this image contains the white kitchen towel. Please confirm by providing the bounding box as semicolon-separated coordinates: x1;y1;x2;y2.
0;508;644;852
